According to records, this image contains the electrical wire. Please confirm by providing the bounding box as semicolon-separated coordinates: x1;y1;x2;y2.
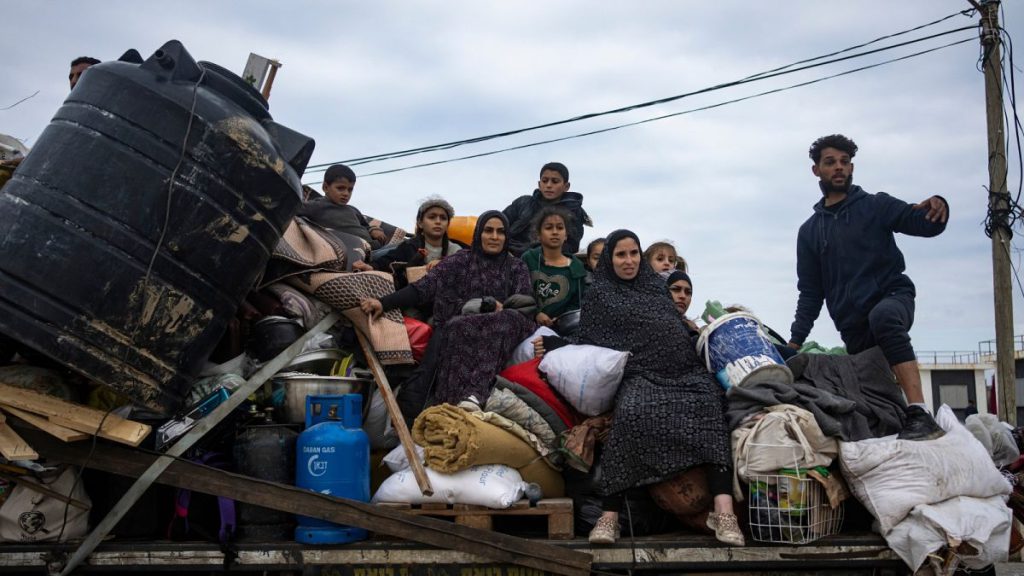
301;35;973;183
0;91;40;111
302;19;977;174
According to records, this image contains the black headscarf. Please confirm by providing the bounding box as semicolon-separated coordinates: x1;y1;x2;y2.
472;210;511;257
578;229;701;375
412;210;530;330
667;270;692;290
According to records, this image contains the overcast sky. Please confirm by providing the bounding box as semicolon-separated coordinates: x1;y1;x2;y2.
3;1;1023;355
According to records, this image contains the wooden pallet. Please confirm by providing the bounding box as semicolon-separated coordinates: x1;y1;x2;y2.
377;498;574;540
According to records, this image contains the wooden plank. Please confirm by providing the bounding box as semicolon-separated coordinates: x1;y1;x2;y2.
23;429;591;576
0;405;88;442
356;329;433;497
0;414;37;460
0;383;150;446
0;470;90;511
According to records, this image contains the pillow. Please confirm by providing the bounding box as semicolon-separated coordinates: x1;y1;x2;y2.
538;345;629;417
508;327;558;367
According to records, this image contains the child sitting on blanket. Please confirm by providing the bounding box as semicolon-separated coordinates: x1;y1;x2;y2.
297;164;386;270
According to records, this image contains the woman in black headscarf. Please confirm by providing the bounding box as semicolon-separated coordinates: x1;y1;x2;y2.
362;211;535;413
547;230;743;546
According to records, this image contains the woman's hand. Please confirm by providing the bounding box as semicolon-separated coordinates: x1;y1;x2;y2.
535;312;553;327
532;336;546;359
351;260;374;272
370;228;387;243
424;259;440;272
360;298;383;320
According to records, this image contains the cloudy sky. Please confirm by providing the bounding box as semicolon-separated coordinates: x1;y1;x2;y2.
3;1;1023;355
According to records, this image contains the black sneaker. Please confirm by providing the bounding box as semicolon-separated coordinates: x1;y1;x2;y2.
898;406;945;441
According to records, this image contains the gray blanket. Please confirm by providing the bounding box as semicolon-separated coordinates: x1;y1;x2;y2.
725;346;906;441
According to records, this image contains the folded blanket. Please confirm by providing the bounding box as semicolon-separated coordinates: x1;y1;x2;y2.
412;404;540;473
265;219;413;365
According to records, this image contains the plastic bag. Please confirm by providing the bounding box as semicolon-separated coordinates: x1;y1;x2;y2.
508;327;558;367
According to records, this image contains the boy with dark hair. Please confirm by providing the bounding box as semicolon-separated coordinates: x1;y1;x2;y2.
297;164;386;270
788;133;949;441
503;161;590;256
69;56;101;90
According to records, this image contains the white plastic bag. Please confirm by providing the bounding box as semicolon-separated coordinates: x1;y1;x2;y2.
372;463;527;508
0;467;91;543
508;327;558;367
538;344;629;416
364;388;398;450
839;405;1011;536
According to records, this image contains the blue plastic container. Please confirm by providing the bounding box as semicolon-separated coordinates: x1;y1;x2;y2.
294;394;369;544
696;311;792;392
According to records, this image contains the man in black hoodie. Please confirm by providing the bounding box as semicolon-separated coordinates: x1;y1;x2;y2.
788;134;949;441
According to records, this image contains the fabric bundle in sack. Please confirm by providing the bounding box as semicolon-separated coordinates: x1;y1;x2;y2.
840;405;1012;535
538;344;628;416
0;467;91;542
966;413;1021;468
411;404;564;497
884;494;1011;573
412;404;539;472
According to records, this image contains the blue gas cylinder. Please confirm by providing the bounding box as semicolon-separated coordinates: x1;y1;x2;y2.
294;394;370;544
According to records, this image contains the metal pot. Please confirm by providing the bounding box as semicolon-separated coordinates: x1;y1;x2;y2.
277;372;371;425
247;316;305;362
285;348;350;375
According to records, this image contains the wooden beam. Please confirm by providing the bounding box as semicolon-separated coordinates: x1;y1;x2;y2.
23;429;590;576
356;329;433;496
0;405;88;442
59;312;343;576
0;470;90;511
0;414;38;460
0;383;150;446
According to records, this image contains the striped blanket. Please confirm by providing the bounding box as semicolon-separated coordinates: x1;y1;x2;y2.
267;218;413;365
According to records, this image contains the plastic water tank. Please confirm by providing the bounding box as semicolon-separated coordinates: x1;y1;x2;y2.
0;40;314;414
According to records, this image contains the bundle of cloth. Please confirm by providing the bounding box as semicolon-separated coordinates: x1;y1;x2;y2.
412;404;564;498
726;346;905;441
263;217;413;365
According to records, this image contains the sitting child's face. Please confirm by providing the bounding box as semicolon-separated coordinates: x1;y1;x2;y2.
323;178;355;205
538;169;570;201
648;249;677;273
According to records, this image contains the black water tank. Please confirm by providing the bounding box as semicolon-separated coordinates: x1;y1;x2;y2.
0;40;314;414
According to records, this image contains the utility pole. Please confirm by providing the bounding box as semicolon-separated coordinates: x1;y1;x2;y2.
977;0;1016;424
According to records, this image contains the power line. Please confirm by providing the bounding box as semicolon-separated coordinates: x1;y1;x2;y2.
303;35;973;183
303;13;977;174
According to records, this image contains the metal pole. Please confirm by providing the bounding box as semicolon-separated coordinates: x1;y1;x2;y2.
978;0;1016;424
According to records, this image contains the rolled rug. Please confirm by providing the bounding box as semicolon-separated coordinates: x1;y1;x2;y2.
412;404;539;473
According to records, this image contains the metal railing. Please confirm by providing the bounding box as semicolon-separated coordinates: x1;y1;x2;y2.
977;334;1024;359
915;350;988;365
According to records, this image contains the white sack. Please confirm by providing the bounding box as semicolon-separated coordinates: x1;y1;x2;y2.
966;413;1020;468
372;463;526;508
508;327;558;367
382;443;426;473
884;495;1011;573
839;405;1011;536
539;344;629;416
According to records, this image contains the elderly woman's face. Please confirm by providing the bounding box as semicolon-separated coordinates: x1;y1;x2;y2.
611;237;641;280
